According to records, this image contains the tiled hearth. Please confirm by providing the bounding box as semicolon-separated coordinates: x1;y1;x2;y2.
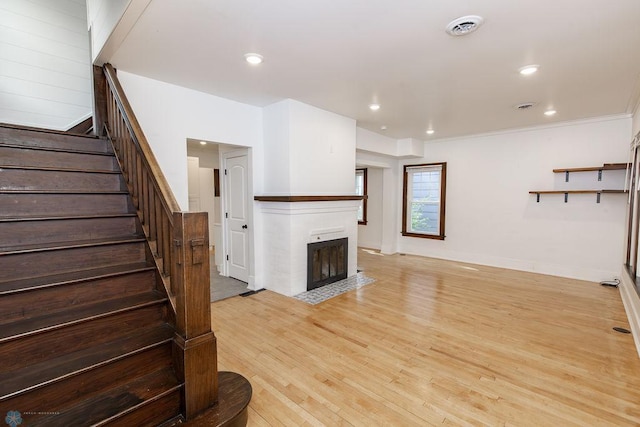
294;272;375;305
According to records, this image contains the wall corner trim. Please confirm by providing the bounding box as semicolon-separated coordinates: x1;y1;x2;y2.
620;267;640;358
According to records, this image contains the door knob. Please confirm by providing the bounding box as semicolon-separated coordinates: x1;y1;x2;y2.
242;224;248;229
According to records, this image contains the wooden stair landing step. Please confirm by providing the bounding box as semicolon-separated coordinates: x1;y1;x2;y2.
184;372;252;427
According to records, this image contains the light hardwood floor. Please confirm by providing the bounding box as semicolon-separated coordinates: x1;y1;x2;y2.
211;249;640;426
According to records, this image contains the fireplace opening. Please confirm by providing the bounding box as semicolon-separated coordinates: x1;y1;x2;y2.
307;238;348;291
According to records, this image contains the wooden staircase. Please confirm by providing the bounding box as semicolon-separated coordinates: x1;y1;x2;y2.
0;124;184;425
0;124;251;426
0;62;252;426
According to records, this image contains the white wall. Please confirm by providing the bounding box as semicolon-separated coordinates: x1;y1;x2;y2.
356;127;425;158
356;134;401;255
116;71;263;210
0;0;92;130
289;100;356;194
86;0;152;65
263;99;357;195
263;100;291;194
357;168;383;250
397;116;631;282
86;0;129;61
187;143;221;223
116;71;264;287
356;127;397;156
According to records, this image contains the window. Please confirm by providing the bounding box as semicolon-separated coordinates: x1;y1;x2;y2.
402;162;446;240
356;168;367;225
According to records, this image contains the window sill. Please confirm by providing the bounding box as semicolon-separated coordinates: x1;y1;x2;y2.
401;231;445;240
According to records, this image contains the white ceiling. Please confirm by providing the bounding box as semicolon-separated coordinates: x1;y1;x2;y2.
110;0;640;140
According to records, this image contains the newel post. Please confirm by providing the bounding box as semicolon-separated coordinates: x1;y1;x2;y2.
172;212;218;419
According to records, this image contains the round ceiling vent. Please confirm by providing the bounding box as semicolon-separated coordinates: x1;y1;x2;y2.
446;15;484;36
515;102;536;110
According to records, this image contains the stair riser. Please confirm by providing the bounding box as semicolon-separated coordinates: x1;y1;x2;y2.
0;193;133;217
0;305;166;372
0;241;147;281
0;270;157;325
1;216;139;247
0;169;125;192
4;343;173;419
104;388;182;427
0;127;112;153
0;146;117;171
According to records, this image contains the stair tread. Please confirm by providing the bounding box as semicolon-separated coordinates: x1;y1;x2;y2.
0;142;114;156
0;189;128;194
0;234;145;254
0;262;154;295
0;212;137;222
0;165;120;174
28;368;181;427
0;324;175;400
0;291;167;342
0;123;102;140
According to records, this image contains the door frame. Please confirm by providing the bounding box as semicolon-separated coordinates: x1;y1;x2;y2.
220;147;255;287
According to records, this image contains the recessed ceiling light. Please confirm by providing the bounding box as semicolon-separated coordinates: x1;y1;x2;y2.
446;15;484;36
380;125;387;130
426;129;435;135
369;103;380;111
244;53;263;65
519;65;539;75
544;109;557;116
200;141;207;145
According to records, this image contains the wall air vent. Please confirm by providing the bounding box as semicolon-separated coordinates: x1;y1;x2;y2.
515;102;536;110
446;15;484;36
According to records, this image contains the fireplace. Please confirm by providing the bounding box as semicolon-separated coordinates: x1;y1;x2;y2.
307;238;348;291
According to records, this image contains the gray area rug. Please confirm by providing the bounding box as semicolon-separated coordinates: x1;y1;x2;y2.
293;273;376;305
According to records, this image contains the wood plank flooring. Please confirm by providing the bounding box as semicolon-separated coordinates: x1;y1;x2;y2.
211;249;640;426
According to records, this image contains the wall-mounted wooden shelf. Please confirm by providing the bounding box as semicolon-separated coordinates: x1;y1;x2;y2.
552;163;628;182
530;162;628;202
529;189;627;203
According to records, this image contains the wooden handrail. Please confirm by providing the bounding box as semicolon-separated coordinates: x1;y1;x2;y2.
103;64;180;213
103;64;178;309
101;63;218;418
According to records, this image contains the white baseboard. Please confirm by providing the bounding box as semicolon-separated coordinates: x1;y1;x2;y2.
619;267;640;358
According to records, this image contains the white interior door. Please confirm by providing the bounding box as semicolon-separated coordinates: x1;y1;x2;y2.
225;154;250;282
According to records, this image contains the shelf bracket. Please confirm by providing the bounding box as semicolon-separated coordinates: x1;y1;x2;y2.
536;193;540;203
598;169;603;181
565;171;570;182
597;192;601;203
564;192;568;203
